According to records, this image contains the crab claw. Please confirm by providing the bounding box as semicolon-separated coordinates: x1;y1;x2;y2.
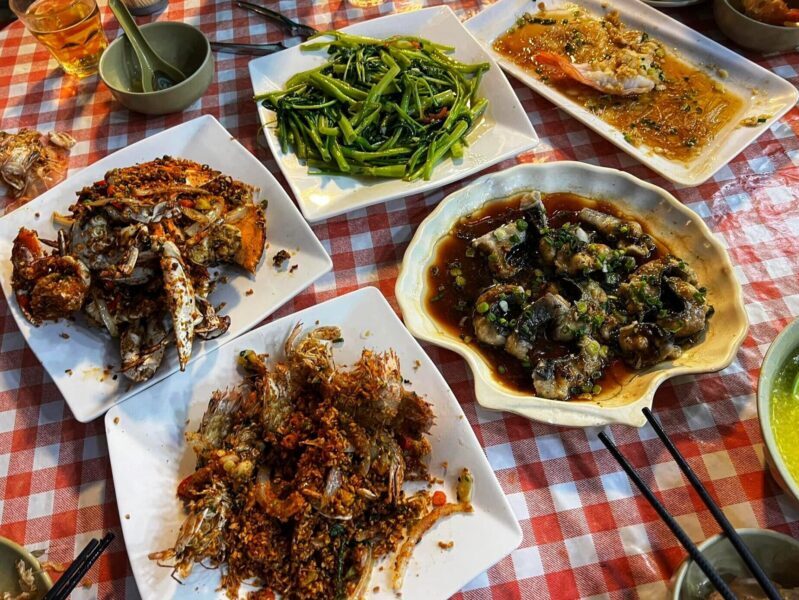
195;297;230;341
12;228;90;324
159;240;201;370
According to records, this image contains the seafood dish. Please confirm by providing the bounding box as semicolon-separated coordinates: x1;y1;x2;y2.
741;0;799;25
1;129;76;209
150;323;474;599
258;31;489;181
491;4;744;162
10;156;267;383
425;190;712;401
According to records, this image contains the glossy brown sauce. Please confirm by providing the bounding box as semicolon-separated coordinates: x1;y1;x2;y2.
425;192;670;397
493;9;745;161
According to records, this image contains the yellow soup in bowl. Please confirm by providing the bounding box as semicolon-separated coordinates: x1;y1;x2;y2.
771;347;799;482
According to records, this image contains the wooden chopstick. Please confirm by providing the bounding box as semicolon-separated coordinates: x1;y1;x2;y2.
597;432;738;600
642;407;781;600
43;533;115;600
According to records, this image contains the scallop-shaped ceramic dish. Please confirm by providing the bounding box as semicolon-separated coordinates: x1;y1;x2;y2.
395;162;748;427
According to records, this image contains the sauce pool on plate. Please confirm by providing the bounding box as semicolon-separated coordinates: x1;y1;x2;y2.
492;6;744;161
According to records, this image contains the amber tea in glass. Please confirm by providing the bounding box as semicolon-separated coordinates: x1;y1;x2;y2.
11;0;108;78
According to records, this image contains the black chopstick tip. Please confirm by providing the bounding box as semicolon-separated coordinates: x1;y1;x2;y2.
43;533;116;600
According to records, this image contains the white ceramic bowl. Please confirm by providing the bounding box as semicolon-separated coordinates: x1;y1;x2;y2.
395;162;748;427
671;529;799;599
757;317;799;505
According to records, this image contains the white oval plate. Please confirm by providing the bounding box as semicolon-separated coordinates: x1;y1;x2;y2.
248;5;538;223
395;162;748;427
464;0;798;186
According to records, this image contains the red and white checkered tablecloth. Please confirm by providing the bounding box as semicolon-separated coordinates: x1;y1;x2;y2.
2;0;799;598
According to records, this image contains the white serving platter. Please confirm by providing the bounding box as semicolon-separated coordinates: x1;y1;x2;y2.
465;0;798;186
248;5;539;223
395;162;748;427
0;115;332;423
105;286;522;600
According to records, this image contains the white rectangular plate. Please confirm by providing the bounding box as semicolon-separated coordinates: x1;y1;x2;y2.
248;5;539;223
0;115;332;423
465;0;799;186
105;286;522;600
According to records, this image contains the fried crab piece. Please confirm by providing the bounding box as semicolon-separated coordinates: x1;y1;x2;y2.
194;297;231;341
1;129;75;206
472;284;526;347
533;335;607;400
159;239;202;370
120;318;169;382
228;204;267;273
11;228;90;324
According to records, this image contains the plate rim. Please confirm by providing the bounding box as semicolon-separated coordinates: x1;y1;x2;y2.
464;0;799;186
247;4;539;223
0;114;333;422
394;161;749;427
105;285;523;600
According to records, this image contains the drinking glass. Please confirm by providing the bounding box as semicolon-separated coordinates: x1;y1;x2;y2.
10;0;108;78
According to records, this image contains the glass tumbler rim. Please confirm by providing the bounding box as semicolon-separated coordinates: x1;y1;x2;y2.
10;0;99;33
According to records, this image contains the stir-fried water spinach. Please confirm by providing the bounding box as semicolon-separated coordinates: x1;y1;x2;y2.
257;32;490;181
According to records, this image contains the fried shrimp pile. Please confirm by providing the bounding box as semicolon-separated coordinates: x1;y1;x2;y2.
150;325;473;599
10;156;267;382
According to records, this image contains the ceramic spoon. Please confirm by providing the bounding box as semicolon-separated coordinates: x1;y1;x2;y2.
108;0;187;92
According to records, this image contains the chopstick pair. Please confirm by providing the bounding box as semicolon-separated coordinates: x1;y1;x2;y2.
211;1;318;56
42;532;115;600
599;407;781;600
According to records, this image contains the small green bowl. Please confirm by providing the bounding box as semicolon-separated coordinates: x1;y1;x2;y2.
0;536;53;599
758;317;799;505
99;21;214;115
672;528;799;599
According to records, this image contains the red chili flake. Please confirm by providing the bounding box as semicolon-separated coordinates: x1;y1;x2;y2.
422;106;449;124
432;491;447;506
